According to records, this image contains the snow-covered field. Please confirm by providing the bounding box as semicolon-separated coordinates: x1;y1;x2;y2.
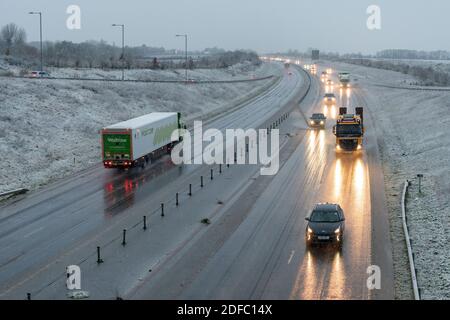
1;59;269;81
48;62;270;81
329;61;450;299
0;62;280;193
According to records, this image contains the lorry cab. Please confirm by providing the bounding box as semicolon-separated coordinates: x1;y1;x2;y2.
333;107;364;151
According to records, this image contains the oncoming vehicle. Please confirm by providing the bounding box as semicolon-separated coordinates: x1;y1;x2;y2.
333;107;364;152
338;72;351;88
309;113;327;129
305;203;345;248
321;71;327;82
323;93;336;106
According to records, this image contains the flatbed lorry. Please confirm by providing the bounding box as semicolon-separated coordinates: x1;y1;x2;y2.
102;112;183;169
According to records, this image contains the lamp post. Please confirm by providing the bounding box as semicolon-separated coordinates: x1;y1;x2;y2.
176;34;188;82
29;11;43;71
112;24;125;80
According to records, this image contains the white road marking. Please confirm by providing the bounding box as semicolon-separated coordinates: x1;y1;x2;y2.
23;226;44;239
288;250;295;265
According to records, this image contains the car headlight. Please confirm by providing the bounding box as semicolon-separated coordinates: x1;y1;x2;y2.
334;227;341;234
307;227;314;234
310;121;314;125
320;121;324;125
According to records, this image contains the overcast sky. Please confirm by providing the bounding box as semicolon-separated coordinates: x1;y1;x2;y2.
0;0;448;54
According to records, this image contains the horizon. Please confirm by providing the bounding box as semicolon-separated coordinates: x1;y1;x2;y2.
1;0;450;54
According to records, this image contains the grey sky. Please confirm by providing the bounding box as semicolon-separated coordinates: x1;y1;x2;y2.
0;0;448;53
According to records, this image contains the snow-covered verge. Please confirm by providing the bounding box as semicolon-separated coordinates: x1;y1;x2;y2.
329;61;450;299
332;61;418;87
0;62;281;194
341;58;450;87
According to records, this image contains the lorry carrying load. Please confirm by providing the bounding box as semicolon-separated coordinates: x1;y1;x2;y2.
102;112;183;169
338;72;351;88
333;107;364;151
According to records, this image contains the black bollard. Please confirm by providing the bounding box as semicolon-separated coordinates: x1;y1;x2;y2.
161;203;164;217
97;246;104;264
189;184;192;196
143;216;147;230
122;229;126;246
176;193;179;206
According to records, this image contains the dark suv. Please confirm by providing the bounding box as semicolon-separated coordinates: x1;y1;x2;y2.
305;203;345;248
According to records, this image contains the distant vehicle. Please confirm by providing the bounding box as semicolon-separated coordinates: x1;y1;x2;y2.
333;107;364;151
321;71;327;82
326;68;333;75
288;71;293;75
326;79;333;86
309;113;327;129
28;71;50;78
323;93;336;106
102;112;184;169
305;203;345;248
338;72;351;88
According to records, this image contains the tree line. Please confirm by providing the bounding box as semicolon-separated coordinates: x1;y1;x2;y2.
0;23;260;71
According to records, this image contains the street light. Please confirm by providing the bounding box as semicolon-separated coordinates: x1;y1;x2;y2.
29;11;43;72
176;34;188;82
112;24;125;80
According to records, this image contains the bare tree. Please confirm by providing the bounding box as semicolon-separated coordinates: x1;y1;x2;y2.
14;28;27;45
1;23;19;55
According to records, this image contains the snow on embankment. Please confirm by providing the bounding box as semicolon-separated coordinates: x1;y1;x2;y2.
331;62;450;299
0;62;280;193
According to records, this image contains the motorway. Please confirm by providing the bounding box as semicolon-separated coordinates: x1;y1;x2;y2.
0;62;393;300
